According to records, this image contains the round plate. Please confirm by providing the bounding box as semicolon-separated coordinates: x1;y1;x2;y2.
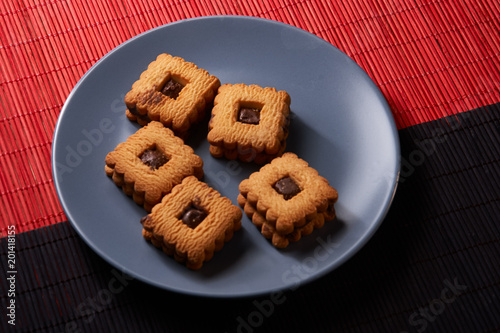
52;16;400;298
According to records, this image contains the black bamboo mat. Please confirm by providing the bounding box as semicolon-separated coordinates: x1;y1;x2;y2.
1;103;499;333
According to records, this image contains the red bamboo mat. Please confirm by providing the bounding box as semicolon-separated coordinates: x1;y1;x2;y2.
1;0;499;235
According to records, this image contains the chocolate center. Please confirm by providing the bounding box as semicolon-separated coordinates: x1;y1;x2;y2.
327;201;335;216
161;79;184;99
273;177;301;200
181;206;207;229
140;148;168;170
238;107;261;125
128;107;150;122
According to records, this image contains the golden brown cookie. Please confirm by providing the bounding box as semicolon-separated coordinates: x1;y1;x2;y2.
141;176;242;270
238;193;329;248
207;83;291;164
105;121;203;212
238;152;338;247
125;53;220;136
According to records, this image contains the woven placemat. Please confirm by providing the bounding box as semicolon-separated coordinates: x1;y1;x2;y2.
1;2;499;331
0;0;499;234
1;104;499;332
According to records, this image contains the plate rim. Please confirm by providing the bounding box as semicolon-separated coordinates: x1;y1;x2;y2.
52;15;400;298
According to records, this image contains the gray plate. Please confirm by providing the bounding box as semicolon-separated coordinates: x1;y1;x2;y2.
52;16;400;298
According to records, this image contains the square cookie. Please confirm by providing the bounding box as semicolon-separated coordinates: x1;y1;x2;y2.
238;153;338;247
141;176;242;270
207;83;291;164
105;121;203;212
125;53;220;136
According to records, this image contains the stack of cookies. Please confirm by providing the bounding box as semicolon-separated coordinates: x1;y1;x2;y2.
238;153;338;248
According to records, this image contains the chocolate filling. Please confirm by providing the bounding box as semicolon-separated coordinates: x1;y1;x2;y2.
273;177;301;200
161;79;184;99
140;148;168;170
282;114;291;137
181;206;208;229
128;107;150;122
327;202;335;216
128;106;140;116
238;107;261;125
140;215;152;225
